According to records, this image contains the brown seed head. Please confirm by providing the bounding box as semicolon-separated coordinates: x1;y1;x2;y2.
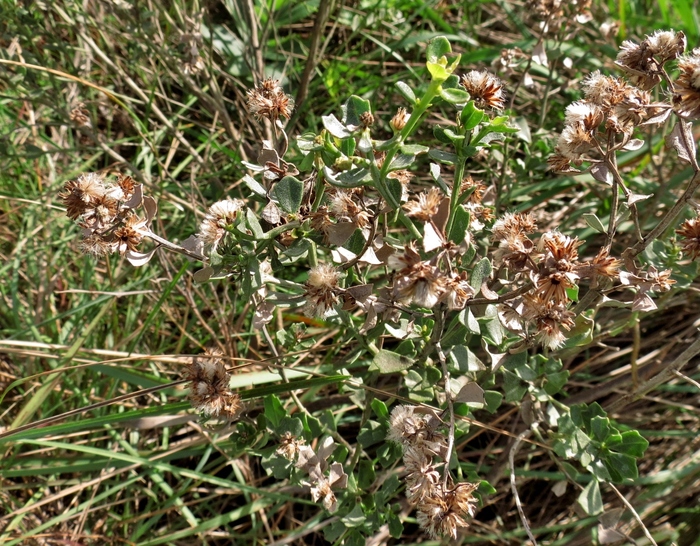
246;78;294;121
460;70;505;110
676;216;700;259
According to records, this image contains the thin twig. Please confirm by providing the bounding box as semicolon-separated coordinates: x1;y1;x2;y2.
607;329;700;412
435;340;455;490
290;0;333;132
509;427;538;546
608;483;657;546
672;369;700;392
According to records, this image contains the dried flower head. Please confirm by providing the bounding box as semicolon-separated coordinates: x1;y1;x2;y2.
183;354;242;419
328;189;370;228
246;78;294;121
60;172;109;221
442;272;475;310
69;103;91;128
616;39;662;89
391;245;445;309
403;187;444;221
460;176;488;204
676;216;700;259
491;212;537;241
582;71;630;109
197;199;245;252
616;30;685;89
674;49;700;120
416;483;478;539
522;295;575;350
647;30;686;63
564;101;604;131
403;445;441;504
303;263;341;317
276;431;306;460
390;107;411;132
359;111;374;128
556;122;596;160
310;477;337;512
112;214;147;254
577;248;621;280
387;405;447;456
460;70;505;110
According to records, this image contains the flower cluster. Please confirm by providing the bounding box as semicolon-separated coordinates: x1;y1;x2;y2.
246;78;294;122
387;405;478;539
182;353;242;419
292;437;348;513
389;244;476;310
195;198;246;253
492;214;620;349
60;172;157;264
549;30;690;172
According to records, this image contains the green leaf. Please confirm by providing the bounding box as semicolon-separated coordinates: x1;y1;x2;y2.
448;205;470;244
471;257;492;292
459;309;480;334
426;36;452;62
341;504;366;527
322;113;352;138
358;460;376;489
440;87;470;104
578;480;603;515
479;307;503;346
337;167;372;186
243;174;267;197
604;452;639;481
544;370;569;395
371;398;389;420
483;390;503;413
343;229;366;255
263;395;286;430
387;508;403;538
339;135;356;157
395;81;417;105
370;350;413;374
261;450;294;479
400;144;429;155
460;101;485;130
278;416;304;437
358;420;387;448
385;177;404;209
272;176;304;214
584;213;606;233
443;128;465;143
245;207;264;239
606;430;649;457
563;313;594;348
342;95;372;128
426;61;448;82
502;369;527;403
591;416;612;443
433;126;454;144
428;149;457;164
389;153;415;169
323;521;346;543
358;130;373;153
376;474;401;507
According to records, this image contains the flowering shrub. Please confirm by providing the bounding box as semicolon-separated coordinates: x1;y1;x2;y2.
58;28;700;542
